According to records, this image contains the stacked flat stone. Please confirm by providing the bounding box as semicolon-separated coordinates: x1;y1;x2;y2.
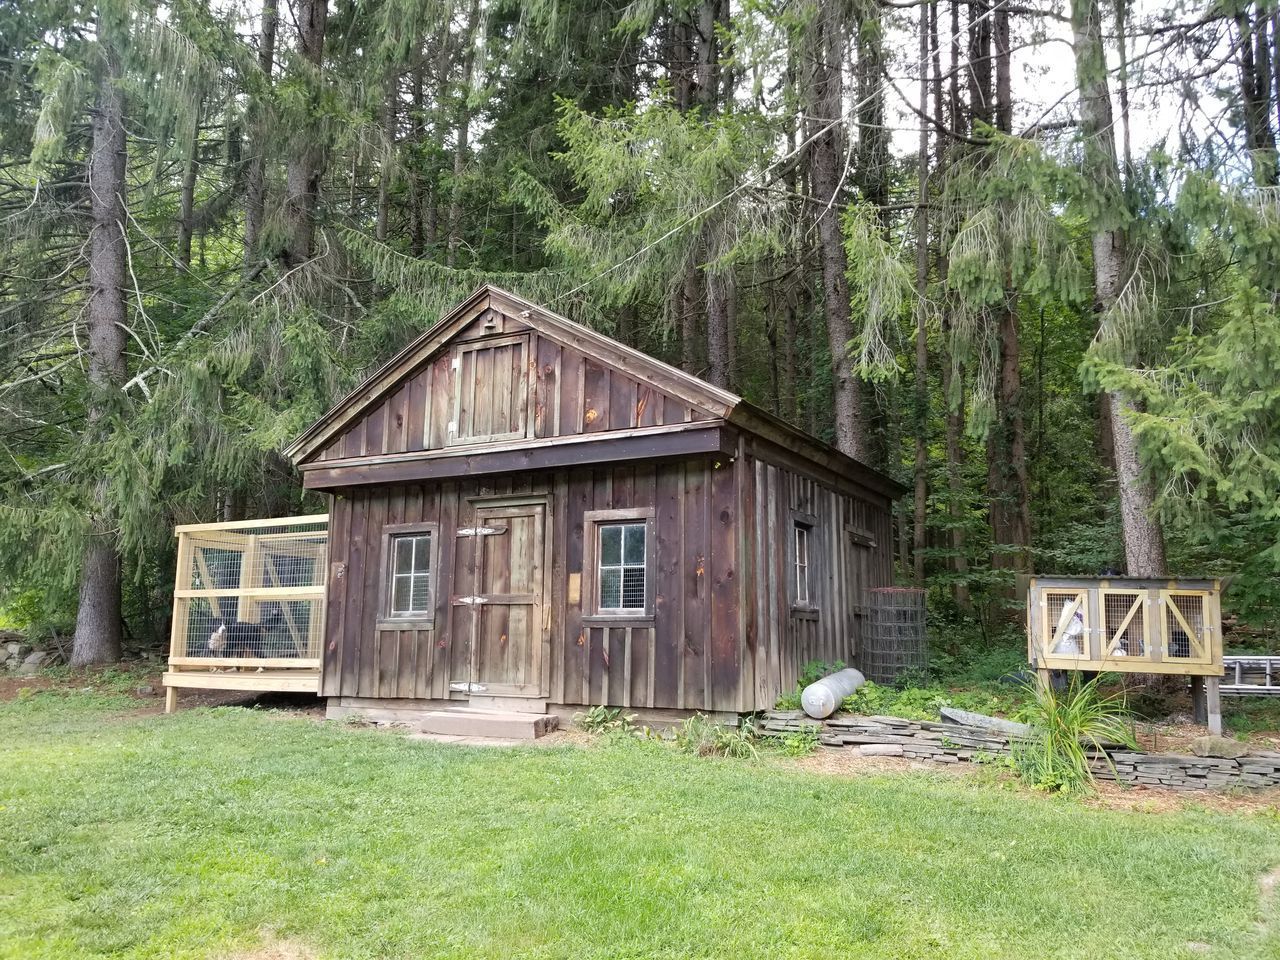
761;710;1280;791
1091;751;1280;790
761;711;1019;762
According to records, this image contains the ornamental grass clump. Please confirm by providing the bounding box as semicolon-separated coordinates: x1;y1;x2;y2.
1013;675;1136;793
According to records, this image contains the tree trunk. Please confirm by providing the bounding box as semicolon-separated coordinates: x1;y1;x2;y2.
855;5;889;216
408;52;425;258
73;42;128;668
1236;6;1279;186
993;0;1012;134
283;0;327;267
807;1;866;460
446;0;480;268
706;270;731;388
949;0;965;136
681;265;701;375
1070;0;1167;576
376;74;397;244
912;0;931;586
243;0;277;268
968;0;993;128
177;119;199;267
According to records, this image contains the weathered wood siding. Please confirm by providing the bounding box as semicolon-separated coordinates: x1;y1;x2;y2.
321;458;750;712
316;316;711;462
740;438;895;710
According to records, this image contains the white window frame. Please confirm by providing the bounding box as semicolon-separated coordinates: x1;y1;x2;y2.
792;512;818;617
582;508;656;624
379;522;438;629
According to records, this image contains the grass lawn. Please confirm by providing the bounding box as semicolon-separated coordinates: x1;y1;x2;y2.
2;690;1279;960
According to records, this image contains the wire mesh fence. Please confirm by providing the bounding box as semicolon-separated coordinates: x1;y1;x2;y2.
170;517;329;668
861;587;928;684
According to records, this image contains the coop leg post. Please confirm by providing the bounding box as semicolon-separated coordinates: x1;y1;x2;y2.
1191;675;1207;726
165;685;177;714
1206;676;1222;736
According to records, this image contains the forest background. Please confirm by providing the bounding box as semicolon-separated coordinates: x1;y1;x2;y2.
0;0;1276;666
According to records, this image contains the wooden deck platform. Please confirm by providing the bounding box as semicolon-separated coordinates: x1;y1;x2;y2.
162;667;321;712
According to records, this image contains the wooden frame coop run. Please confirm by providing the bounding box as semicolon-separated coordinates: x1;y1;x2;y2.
163;515;329;711
1027;575;1224;733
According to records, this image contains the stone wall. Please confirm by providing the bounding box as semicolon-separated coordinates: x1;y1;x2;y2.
761;711;1280;791
1094;752;1280;791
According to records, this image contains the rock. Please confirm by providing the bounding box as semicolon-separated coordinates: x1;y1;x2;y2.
939;706;1033;738
858;744;904;757
1190;735;1250;759
135;684;155;697
5;641;31;663
16;650;48;675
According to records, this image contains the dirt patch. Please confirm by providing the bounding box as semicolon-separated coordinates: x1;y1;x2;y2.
0;673;61;701
775;747;978;780
1132;718;1280;755
223;938;317;960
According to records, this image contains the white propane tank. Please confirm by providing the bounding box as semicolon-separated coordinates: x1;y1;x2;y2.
801;667;867;719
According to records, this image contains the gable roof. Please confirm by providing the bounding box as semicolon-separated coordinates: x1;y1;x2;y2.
285;285;905;499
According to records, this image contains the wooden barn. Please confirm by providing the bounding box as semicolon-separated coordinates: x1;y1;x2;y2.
282;285;902;724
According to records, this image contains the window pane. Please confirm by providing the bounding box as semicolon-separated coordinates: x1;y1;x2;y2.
600;525;622;565
392;575;412;614
623;524;646;564
621;567;645;608
409;573;431;613
395;536;414;576
600;567;622;608
414;534;431;575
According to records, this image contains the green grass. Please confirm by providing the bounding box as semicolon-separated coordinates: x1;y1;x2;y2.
2;692;1279;960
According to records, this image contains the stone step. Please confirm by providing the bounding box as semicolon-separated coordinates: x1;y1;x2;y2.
418;707;558;740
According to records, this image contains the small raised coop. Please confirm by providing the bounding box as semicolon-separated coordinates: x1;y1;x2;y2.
1027;575;1224;732
163;515;329;711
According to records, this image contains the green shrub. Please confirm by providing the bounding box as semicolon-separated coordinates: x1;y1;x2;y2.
574;705;637;735
674;713;761;759
776;723;821;757
1012;676;1136;793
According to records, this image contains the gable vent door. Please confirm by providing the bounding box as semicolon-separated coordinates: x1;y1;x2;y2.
448;335;531;445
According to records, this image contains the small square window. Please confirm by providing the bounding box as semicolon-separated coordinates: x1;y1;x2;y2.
598;522;646;611
388;532;433;617
583;510;654;621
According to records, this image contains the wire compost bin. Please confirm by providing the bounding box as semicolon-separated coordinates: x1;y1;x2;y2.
162;515;329;711
1026;575;1224;733
862;587;928;684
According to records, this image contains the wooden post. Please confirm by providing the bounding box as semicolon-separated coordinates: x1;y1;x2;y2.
1191;674;1206;725
165;685;178;714
1205;675;1222;736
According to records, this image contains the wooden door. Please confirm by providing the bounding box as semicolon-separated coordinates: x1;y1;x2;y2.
451;501;548;697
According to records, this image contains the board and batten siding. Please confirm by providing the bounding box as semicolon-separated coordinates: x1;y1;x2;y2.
321;450;892;713
314;316;710;463
322;458;752;712
741;438;894;711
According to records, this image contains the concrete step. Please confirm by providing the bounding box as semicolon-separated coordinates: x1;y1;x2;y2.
418;707;559;740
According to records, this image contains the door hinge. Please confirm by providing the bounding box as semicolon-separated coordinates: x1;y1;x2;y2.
449;681;488;693
455;595;489;605
457;525;506;537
